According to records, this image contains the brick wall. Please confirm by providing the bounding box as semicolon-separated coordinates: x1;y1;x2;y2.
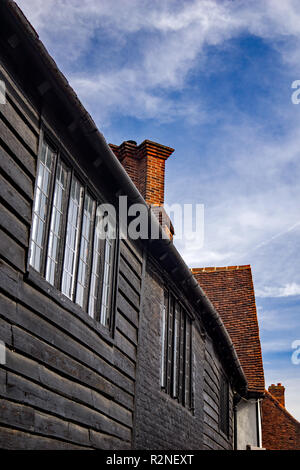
262;391;300;450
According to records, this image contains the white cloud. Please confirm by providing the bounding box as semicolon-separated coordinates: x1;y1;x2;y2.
261;339;291;353
169;115;300;296
258;307;299;331
257;283;300;298
14;0;300;123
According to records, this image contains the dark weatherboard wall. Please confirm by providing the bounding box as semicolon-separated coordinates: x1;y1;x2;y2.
0;55;144;449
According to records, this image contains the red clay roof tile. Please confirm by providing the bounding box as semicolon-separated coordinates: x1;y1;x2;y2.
262;390;300;449
191;265;265;394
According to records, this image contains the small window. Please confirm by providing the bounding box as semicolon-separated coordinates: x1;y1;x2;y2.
29;135;117;330
219;373;230;436
161;289;193;409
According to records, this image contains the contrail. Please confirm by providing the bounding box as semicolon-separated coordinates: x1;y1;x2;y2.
243;220;300;257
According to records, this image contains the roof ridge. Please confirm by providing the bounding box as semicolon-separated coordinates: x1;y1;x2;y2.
191;265;251;273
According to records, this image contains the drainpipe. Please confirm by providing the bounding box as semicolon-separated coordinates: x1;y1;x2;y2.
256;399;262;447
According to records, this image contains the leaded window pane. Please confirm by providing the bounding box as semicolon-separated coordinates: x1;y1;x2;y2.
29;140;55;271
75;193;95;307
61;177;83;299
100;231;113;327
45;161;68;285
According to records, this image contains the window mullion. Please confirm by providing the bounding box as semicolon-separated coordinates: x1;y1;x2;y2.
96;231;106;323
166;294;174;395
161;290;169;389
88;209;102;320
178;306;185;404
99;233;114;327
106;237;116;329
189;319;193;411
29;139;56;273
55;164;72;290
82;200;97;312
172;301;180;399
41;150;58;277
184;317;192;409
86;206;97;314
61;175;84;301
72;185;85;302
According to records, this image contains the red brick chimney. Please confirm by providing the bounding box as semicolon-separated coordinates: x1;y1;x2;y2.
109;139;174;206
109;139;175;237
268;383;285;407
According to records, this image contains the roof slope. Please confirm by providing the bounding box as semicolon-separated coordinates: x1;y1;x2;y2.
192;265;265;394
262;390;300;450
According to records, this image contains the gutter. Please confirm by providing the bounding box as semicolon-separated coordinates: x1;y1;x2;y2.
4;0;248;395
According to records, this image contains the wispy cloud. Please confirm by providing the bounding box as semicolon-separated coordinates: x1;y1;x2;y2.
15;0;300;123
261;339;292;354
257;283;300;298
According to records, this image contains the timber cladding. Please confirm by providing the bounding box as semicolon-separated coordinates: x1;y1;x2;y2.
133;254;234;450
203;337;233;449
0;59;144;449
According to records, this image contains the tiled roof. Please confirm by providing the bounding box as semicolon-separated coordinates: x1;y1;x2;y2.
264;390;300;426
191;265;265;394
262;390;300;449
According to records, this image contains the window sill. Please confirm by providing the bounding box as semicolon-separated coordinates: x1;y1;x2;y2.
25;267;114;346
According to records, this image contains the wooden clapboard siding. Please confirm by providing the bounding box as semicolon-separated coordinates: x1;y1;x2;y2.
0;61;144;449
0;426;89;450
0;173;32;224
203;337;233;450
0;62;40;135
0;202;28;247
114;237;142;365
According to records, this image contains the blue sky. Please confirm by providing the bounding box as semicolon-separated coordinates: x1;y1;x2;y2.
17;0;300;420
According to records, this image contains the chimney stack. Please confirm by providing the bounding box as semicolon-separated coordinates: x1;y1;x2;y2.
109;139;175;237
268;383;285;407
109;139;174;206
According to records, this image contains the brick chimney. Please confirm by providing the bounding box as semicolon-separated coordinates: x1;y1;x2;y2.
268;383;285;407
109;139;174;205
109;139;175;237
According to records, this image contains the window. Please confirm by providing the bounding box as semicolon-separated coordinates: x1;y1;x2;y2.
219;373;230;436
30;140;56;272
29;137;117;329
161;289;193;409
